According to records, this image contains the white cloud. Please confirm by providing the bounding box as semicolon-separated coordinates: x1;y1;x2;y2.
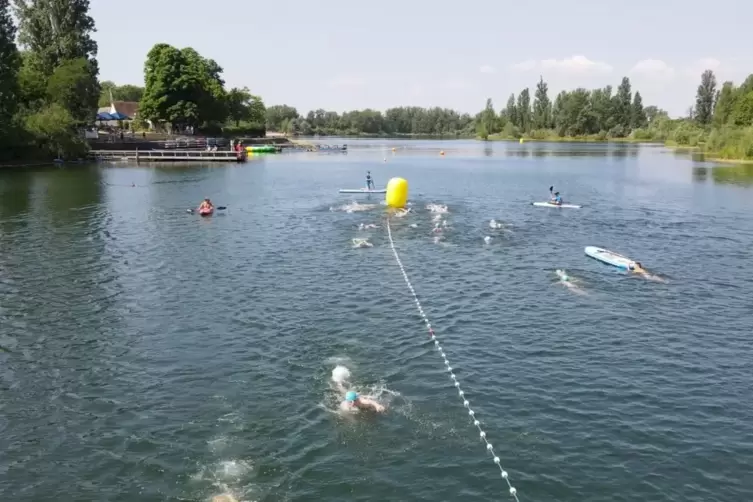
510;59;537;72
630;59;675;80
510;55;612;75
479;64;496;74
541;55;612;73
327;75;366;87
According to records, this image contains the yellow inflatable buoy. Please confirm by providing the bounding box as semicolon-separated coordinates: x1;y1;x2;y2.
519;138;524;144
392;147;396;152
439;150;445;156
385;177;408;208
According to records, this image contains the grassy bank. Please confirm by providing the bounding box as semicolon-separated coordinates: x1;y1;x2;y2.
663;126;753;163
485;133;660;144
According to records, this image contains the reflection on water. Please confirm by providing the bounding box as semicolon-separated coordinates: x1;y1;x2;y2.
693;165;753;186
0;168;33;223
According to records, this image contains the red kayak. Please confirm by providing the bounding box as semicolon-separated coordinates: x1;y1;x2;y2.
199;207;214;216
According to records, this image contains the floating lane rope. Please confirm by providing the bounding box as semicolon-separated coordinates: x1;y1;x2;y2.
386;216;520;501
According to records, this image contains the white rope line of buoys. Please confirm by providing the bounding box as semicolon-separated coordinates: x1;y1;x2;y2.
385;217;520;501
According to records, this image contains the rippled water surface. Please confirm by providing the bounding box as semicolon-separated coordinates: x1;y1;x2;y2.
2;140;753;502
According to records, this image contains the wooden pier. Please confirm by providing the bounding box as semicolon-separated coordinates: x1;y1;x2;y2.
88;149;246;163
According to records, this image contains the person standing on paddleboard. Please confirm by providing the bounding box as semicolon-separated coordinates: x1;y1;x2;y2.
366;171;375;190
549;186;563;205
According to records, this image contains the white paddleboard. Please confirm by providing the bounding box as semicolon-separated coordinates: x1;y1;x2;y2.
532;201;582;209
585;246;633;269
339;188;386;194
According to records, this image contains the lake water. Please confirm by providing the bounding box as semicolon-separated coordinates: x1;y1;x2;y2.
1;139;752;502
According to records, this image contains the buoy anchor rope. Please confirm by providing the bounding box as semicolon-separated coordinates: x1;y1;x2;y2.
385;217;520;501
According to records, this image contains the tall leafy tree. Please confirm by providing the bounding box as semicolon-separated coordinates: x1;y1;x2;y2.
516;89;531;132
695;69;717;125
613;77;632;133
481;98;496;135
712;81;736;126
46;57;98;124
140;44;228;130
532;76;551;129
505;93;518;128
590;85;612;131
14;0;98;70
265;105;299;131
0;0;20;138
227;86;265;127
14;0;99;122
631;91;647;129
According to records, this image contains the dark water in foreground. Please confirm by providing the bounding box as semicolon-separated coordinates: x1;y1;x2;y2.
1;140;752;502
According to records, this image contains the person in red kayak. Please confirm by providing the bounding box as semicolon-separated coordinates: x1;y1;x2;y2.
198;197;214;213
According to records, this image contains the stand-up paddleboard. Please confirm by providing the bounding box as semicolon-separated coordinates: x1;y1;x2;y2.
339;188;386;194
532;201;582;209
585;246;633;269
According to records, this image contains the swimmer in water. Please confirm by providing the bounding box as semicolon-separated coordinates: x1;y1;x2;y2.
341;390;385;413
629;261;649;276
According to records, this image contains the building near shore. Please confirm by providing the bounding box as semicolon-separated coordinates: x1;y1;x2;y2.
96;101;143;128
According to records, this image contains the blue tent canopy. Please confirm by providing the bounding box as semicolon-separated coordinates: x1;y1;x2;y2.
109;111;130;120
96;112;112;120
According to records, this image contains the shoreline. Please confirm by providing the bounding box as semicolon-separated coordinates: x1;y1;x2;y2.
663;143;753;164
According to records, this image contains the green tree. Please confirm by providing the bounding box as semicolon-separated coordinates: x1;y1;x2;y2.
247;94;265;124
14;0;99;122
15;51;46;111
505;93;518;128
139;44;227;130
731;90;753;127
227;87;254;126
265;105;299;131
0;0;20;140
24;102;87;158
631;91;647;129
613;77;632;134
14;0;98;70
481;98;496;135
695;69;717;126
643;105;667;125
516;89;531;132
46;57;99;124
713;81;736;126
590;86;612;131
532;76;551;129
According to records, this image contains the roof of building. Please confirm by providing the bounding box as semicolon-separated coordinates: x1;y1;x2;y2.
113;101;140;118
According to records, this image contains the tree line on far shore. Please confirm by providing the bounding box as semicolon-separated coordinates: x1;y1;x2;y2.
1;1;751;161
264;70;753;160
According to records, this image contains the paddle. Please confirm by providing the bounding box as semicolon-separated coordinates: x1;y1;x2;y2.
186;206;227;213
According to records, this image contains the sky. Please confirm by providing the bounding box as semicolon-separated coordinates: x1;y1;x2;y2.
90;0;752;118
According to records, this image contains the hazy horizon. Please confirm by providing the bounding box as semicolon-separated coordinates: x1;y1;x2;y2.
90;0;751;118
